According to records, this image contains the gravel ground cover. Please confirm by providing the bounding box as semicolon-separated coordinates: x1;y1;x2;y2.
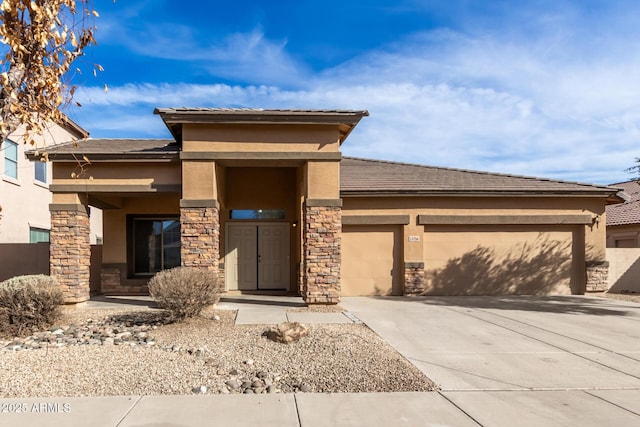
0;307;437;397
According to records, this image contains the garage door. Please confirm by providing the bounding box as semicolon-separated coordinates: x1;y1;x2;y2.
342;225;402;296
423;225;577;295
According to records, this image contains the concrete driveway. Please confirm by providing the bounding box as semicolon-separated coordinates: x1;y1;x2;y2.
341;295;640;426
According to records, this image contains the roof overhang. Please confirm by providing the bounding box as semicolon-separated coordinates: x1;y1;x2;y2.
153;108;369;144
341;190;626;202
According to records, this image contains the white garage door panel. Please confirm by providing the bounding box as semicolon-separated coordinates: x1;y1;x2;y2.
342;225;401;296
423;227;575;295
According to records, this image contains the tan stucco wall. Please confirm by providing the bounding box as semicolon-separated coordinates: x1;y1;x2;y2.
54;162;180;185
182;124;341;153
342;195;607;296
342;196;606;258
342;225;402;296
102;196;180;265
305;161;340;199
0;123;101;243
606;247;640;292
182;160;217;200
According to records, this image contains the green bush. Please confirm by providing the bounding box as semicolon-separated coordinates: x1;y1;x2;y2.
148;267;220;321
0;275;63;336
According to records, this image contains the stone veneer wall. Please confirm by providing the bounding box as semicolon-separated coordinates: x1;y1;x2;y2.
50;204;91;303
303;204;341;304
100;265;149;295
404;262;425;295
586;261;609;292
180;205;220;271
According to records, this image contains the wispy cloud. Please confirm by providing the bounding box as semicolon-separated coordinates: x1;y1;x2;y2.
70;2;640;184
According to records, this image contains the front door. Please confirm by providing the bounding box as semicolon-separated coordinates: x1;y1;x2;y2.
226;223;290;291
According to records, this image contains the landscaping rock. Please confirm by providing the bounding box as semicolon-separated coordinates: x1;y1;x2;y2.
264;322;309;344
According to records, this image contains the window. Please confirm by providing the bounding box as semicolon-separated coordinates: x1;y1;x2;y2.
34;160;47;183
29;227;50;243
132;218;181;274
230;209;286;220
4;139;18;179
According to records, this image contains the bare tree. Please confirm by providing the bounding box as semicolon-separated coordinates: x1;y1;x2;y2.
0;0;99;147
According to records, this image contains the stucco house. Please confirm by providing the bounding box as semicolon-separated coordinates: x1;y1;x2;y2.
606;179;640;248
34;108;622;304
0;118;102;245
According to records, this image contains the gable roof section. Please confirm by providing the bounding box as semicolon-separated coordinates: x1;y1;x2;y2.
28;138;179;161
153;108;369;144
606;180;640;225
341;157;622;200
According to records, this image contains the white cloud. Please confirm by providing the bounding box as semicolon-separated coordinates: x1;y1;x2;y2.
70;9;640;185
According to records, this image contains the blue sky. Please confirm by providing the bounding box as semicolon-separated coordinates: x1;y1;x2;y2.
66;0;640;184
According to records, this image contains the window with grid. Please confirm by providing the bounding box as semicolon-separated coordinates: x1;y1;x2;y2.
4;139;18;179
29;227;50;243
34;160;47;183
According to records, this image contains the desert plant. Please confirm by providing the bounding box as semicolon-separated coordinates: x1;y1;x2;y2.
0;274;63;336
148;267;220;321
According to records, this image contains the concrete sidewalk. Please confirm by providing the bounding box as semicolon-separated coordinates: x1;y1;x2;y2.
3;295;640;426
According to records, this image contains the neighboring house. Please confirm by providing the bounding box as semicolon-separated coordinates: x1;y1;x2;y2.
605;179;640;293
606;179;640;247
35;108;622;304
0;118;103;245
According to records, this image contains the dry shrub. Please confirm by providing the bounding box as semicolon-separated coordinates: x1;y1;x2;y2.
148;267;220;321
0;275;63;336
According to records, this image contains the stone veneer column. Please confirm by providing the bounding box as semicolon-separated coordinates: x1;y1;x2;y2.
180;200;220;271
50;203;91;304
585;261;609;292
404;262;425;295
303;201;341;304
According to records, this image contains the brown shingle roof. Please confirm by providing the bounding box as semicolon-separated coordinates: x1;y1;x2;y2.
30;139;179;161
606;180;640;225
340;157;621;197
34;139;622;199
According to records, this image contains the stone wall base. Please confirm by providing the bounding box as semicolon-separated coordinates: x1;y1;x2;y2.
100;265;149;295
50;205;91;304
404;262;426;295
180;206;220;271
303;205;341;304
586;261;609;292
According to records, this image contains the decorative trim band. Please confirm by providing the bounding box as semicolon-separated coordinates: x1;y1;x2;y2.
306;199;343;207
49;203;88;213
342;215;410;225
180;151;342;161
49;184;182;194
180;199;220;209
586;260;609;267
404;262;425;269
418;214;592;226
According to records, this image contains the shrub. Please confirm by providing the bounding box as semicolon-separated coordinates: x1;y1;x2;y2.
148;267;220;321
0;275;63;336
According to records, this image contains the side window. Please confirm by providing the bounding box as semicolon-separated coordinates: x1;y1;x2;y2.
4;139;18;179
29;227;50;243
35;160;47;183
